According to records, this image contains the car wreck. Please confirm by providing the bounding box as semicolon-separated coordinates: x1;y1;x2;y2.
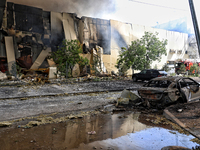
138;76;200;108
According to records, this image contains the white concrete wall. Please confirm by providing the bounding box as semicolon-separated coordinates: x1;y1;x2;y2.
104;19;189;75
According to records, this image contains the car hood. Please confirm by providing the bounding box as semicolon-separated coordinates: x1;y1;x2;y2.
138;87;167;100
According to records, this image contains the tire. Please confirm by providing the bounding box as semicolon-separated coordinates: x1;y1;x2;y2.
157;95;171;109
133;76;137;82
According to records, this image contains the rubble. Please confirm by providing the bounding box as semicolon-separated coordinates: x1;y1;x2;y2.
0;71;7;80
161;146;191;150
120;89;140;101
115;89;142;108
0;121;12;127
116;97;129;105
88;131;96;135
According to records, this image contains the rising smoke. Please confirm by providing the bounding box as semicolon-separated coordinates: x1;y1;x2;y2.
7;0;194;34
7;0;116;19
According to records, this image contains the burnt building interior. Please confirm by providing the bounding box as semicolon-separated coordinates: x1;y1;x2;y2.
0;0;111;77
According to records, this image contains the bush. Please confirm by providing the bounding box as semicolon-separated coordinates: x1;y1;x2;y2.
48;39;89;78
189;63;198;75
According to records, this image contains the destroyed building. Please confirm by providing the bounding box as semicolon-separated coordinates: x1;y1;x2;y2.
0;0;193;77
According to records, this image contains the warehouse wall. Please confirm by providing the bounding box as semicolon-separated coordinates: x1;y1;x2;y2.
102;20;189;74
0;2;190;75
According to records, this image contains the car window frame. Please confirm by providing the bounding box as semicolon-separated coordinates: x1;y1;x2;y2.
140;70;147;74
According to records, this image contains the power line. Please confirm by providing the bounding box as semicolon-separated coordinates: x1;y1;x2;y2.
128;0;188;11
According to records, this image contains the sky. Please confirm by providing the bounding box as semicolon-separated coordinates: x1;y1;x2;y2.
7;0;200;34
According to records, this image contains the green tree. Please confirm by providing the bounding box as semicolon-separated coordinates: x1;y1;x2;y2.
48;39;89;78
116;32;168;74
140;32;168;69
116;40;146;76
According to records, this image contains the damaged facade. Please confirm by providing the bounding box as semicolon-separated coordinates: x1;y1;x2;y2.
0;1;193;77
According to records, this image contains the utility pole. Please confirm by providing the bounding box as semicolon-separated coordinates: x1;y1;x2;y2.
188;0;200;56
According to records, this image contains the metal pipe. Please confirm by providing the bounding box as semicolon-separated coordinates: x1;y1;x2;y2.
188;0;200;56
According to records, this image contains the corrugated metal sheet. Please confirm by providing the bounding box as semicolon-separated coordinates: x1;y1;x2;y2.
14;4;44;33
0;31;6;57
0;0;6;8
7;3;14;28
0;0;6;29
0;7;4;29
50;12;64;46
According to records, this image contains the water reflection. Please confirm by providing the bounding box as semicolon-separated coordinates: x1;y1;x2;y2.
0;112;197;150
72;127;196;150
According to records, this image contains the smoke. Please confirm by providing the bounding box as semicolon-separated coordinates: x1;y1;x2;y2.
153;18;194;35
7;0;116;19
7;0;195;35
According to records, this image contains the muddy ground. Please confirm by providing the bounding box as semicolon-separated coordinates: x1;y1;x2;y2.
1;79;200;149
0;106;199;150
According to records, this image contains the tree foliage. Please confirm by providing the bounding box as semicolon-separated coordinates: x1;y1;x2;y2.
177;63;186;75
189;63;198;75
141;32;168;68
115;40;146;76
116;32;168;74
48;39;89;77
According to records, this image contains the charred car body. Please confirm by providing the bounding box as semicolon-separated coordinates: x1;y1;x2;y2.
138;76;200;108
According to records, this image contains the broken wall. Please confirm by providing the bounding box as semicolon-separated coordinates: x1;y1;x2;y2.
0;0;7;72
0;0;6;29
0;2;190;76
104;20;133;74
63;13;77;40
80;17;111;54
51;11;64;52
2;3;52;70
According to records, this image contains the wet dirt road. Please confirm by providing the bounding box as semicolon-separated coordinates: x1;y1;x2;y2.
0;111;198;150
1;79;200;150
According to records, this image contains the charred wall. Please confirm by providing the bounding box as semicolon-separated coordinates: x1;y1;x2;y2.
0;2;111;72
81;17;111;54
0;0;6;29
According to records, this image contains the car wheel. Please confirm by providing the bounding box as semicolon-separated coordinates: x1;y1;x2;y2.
157;96;171;109
161;96;171;106
133;76;137;82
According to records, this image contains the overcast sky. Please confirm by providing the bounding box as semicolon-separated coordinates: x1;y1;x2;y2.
7;0;200;34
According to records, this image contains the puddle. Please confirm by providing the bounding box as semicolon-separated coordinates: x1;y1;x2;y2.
0;112;198;150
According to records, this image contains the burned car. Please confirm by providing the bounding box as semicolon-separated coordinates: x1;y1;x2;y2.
138;76;200;108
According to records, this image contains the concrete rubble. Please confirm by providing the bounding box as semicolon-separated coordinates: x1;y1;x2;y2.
0;121;12;127
116;89;140;106
120;89;140;101
0;71;7;80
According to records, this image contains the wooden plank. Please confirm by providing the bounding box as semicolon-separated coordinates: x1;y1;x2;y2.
47;58;56;67
30;47;51;69
5;36;16;74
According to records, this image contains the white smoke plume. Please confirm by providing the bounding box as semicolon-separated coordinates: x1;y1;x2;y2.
7;0;116;19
